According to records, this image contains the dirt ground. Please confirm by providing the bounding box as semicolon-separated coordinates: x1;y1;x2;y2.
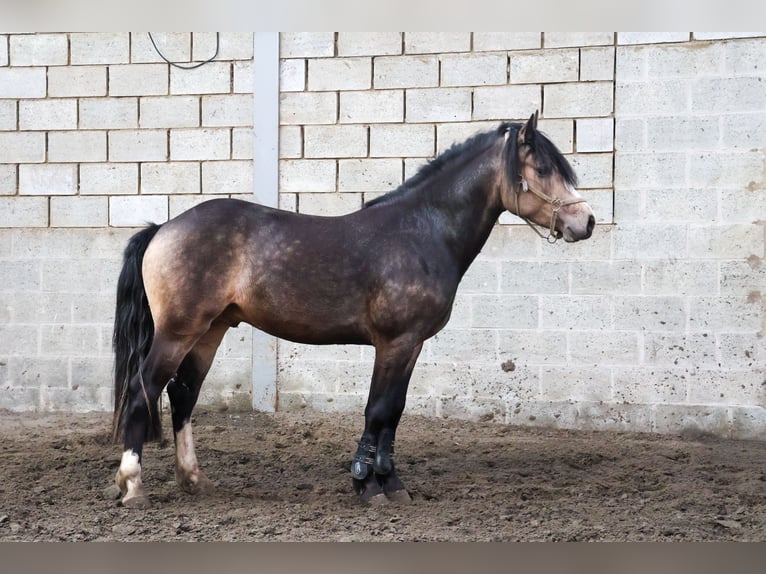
1;407;766;542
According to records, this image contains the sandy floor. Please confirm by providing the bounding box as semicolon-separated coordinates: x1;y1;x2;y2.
1;407;765;541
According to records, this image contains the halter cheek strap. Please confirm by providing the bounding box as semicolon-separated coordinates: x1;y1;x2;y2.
515;178;587;244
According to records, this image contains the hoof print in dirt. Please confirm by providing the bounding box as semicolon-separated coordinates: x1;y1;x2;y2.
118;495;151;509
385;489;412;504
366;493;389;507
102;484;123;501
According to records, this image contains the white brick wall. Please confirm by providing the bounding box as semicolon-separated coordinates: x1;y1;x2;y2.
510;49;579;83
131;32;190;63
170;128;229;160
202;161;252;195
109;129;167;162
48;131;107;163
339;90;404;123
406;88;472;122
10;33;69;66
79;98;137;129
0;165;15;195
374;55;439;88
279;160;336;193
109;196;168;226
473;33;541;51
272;32;766;441
405;32;471;54
0;100;15;130
0;132;46;163
19;100;78;131
50;196;108;227
3;32;766;441
48;66;107;97
473;85;541;120
338;159;402;192
1;32;255;413
80;164;138;195
338;32;401;56
170;62;231;95
440;53;508;86
280;92;337;125
108;63;168;96
0;34;7;66
19;164;78;195
304;125;367;158
70;33;129;65
0;68;47;98
280;32;334;58
202;94;252;127
141;162;200;195
140;96;199;128
308;57;372;91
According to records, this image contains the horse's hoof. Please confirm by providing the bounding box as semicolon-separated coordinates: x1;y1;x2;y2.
119;494;150;508
365;492;389;507
385;489;412;504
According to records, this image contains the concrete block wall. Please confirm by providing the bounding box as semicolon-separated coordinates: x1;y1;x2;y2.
610;32;766;439
1;32;254;412
275;32;766;440
3;32;766;441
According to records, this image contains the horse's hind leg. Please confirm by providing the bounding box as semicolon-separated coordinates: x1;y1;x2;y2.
115;333;194;507
167;320;229;495
352;338;422;505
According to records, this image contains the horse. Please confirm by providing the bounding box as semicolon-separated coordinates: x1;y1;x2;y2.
111;111;595;507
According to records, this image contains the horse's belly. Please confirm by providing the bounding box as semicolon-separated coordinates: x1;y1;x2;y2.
238;297;370;346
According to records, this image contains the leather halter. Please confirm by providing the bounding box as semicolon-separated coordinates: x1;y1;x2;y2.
505;130;586;244
515;178;587;244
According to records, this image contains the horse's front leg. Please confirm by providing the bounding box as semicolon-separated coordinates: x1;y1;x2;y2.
352;339;422;505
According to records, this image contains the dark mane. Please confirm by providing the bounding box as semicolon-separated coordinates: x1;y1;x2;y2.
364;124;509;208
523;126;578;188
364;122;576;209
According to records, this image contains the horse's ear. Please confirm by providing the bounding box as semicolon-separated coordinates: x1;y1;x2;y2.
518;111;538;146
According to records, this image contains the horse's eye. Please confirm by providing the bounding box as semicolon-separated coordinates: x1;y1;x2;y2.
535;167;550;178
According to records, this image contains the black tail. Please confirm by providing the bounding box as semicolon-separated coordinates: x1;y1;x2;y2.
112;223;163;443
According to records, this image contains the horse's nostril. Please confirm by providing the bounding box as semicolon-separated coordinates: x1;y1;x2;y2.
587;214;595;235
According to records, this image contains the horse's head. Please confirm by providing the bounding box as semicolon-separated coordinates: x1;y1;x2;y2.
500;112;595;243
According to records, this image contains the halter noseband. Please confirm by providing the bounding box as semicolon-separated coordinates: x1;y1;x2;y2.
505;130;586;244
514;178;586;244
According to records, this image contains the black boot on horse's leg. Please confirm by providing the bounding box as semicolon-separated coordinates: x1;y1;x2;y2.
351;425;411;504
351;432;386;504
351;341;421;504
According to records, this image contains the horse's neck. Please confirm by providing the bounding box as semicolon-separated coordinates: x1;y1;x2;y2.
422;167;503;275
